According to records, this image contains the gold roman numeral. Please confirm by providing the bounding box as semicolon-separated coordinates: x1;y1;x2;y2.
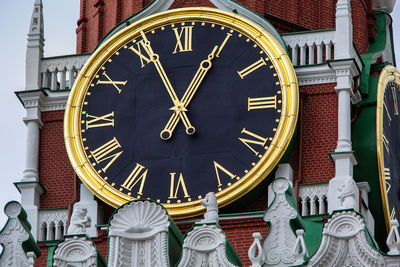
96;71;127;93
239;128;268;157
128;39;152;67
85;112;114;129
121;163;148;196
169;172;190;199
237;57;267;79
89;137;123;173
248;96;277;111
390;207;396;221
385;167;391;193
173;26;193;54
392;86;399;115
213;161;237;187
383;99;392;124
383;134;389;153
216;33;232;57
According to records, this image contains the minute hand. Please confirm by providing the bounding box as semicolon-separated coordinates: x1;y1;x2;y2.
160;45;218;139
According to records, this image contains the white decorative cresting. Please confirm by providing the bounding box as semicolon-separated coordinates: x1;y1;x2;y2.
67;205;91;235
0;202;39;267
308;210;400;266
107;201;170;267
248;233;264;267
38;208;67;241
263;178;300;266
293;229;308;265
178;225;238;267
282;30;335;66
53;236;97;267
40;54;90;90
298;183;328;216
387;220;400;255
200;192;219;223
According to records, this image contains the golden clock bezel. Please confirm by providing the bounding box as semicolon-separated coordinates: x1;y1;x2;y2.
376;64;400;230
64;7;299;218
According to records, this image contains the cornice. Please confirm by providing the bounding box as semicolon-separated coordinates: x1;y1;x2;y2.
16;89;70;112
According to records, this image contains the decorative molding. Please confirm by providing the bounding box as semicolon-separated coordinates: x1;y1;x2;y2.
294;64;336;86
308;210;400;266
178;224;239;267
107;201;171;267
0;201;41;267
53;236;97;267
40;54;89;73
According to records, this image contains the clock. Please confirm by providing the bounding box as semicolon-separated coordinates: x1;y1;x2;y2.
64;7;298;218
377;65;400;227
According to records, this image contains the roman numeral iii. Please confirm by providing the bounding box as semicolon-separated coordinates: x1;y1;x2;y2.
173;26;193;54
85;112;114;129
89;137;123;173
248;96;277;110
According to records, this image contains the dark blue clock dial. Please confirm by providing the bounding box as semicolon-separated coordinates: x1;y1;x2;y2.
382;81;400;222
80;21;282;204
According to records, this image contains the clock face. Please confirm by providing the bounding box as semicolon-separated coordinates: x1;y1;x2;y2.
377;65;400;226
65;8;298;218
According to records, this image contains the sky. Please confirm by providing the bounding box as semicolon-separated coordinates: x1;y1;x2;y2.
0;1;399;229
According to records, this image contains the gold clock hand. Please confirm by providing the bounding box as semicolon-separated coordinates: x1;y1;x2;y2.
139;31;196;137
160;45;218;140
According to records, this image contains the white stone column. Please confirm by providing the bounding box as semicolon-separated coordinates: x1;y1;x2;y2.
327;0;361;213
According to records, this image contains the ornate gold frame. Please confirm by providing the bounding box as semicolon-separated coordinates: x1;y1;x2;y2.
64;7;299;218
376;64;400;230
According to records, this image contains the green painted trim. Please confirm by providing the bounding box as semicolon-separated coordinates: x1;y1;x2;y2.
281;28;335;36
359;12;389;96
38;207;68;211
45;243;58;267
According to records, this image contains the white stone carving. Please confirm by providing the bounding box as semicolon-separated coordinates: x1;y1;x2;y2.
282;30;335;66
336;178;358;210
387;220;400;255
53;236;97;267
308;210;400;266
67;205;91;235
293;229;308;265
178;224;238;267
249;233;264;267
269;164;293;206
263;178;301;266
107;201;170;267
0;201;40;267
200;192;219;223
38;208;67;241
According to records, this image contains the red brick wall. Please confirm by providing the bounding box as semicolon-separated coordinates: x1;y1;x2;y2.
352;0;371;54
39;111;77;209
290;84;338;185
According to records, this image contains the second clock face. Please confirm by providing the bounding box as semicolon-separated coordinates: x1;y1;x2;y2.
66;8;298;217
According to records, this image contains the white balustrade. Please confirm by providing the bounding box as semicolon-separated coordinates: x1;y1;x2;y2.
298;183;329;216
38;208;68;241
40;53;90;90
282;30;335;66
